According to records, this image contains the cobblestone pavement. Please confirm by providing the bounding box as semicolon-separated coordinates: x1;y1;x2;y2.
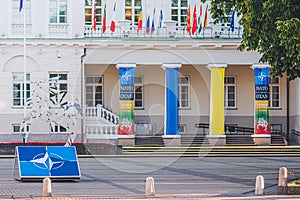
1;156;300;199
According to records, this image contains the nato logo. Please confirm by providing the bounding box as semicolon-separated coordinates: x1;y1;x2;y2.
14;146;81;180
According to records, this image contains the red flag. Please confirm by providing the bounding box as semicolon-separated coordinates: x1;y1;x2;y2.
102;4;106;33
137;6;143;32
110;3;116;32
93;3;97;31
186;5;191;34
191;5;198;35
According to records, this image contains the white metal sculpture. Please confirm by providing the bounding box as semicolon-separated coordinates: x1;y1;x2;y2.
21;76;83;145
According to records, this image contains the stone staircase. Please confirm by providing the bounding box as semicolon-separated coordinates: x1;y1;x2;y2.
85;105;119;141
134;136;164;146
271;134;287;146
122;146;300;156
226;135;255;145
181;135;210;145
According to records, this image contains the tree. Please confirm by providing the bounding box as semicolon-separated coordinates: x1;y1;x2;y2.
204;0;300;80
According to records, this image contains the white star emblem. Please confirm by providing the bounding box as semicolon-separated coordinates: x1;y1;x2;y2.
122;71;132;81
30;150;65;171
257;72;266;82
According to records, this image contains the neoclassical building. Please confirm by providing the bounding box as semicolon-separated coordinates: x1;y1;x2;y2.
0;0;299;145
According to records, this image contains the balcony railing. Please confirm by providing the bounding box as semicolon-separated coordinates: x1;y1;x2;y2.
84;23;243;39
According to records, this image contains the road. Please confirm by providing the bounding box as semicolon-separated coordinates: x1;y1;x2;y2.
0;156;300;199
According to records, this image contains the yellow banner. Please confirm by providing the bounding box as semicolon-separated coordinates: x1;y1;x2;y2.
210;67;225;135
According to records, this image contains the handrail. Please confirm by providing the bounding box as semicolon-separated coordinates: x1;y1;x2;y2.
195;123;254;135
292;129;300;136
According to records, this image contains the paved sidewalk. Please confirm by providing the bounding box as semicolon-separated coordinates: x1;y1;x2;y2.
2;156;300;200
3;194;300;200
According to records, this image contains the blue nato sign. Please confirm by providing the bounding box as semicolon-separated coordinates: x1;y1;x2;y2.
14;146;81;180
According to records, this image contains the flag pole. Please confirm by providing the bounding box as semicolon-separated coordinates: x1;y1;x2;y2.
22;0;27;144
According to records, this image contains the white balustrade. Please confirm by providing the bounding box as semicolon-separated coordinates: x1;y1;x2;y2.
85;105;119;140
11;24;32;38
86;124;118;139
84;24;243;39
48;24;69;37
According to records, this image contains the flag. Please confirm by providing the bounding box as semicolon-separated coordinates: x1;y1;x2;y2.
159;9;163;28
191;5;198;35
197;4;203;34
186;5;191;34
230;10;235;32
137;6;143;32
110;3;116;32
102;4;106;33
93;3;97;31
19;0;23;12
203;5;208;30
146;15;151;34
151;8;156;34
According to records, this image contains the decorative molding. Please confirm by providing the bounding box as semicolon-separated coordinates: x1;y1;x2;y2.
116;63;136;69
208;63;227;68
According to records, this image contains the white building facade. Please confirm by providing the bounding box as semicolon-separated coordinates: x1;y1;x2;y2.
0;0;299;145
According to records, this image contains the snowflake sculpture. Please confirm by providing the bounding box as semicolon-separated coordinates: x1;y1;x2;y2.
21;76;83;145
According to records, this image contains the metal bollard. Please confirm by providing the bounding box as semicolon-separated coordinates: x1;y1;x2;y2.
255;175;264;195
42;177;52;197
145;177;155;196
278;167;288;195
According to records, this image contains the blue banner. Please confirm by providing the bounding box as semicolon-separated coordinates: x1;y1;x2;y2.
165;68;179;135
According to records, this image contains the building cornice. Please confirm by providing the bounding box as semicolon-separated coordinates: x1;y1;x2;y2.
0;38;241;50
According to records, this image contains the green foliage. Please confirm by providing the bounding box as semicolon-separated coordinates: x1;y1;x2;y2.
203;0;300;80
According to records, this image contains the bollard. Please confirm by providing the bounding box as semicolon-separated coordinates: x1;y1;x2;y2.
278;167;288;195
42;177;52;197
255;175;264;195
145;177;155;196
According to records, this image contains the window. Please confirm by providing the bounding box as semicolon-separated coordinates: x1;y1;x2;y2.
49;73;68;105
224;76;236;108
50;124;67;133
171;0;188;26
12;124;30;134
12;0;31;24
85;0;102;26
178;76;190;108
13;73;30;107
125;0;142;26
134;76;143;109
269;77;280;108
49;0;67;24
85;76;103;107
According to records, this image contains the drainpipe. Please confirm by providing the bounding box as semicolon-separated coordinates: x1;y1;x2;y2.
81;48;87;143
286;78;290;143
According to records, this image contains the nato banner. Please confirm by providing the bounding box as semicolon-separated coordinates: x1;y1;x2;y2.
118;67;135;135
254;68;270;134
14;146;81;180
